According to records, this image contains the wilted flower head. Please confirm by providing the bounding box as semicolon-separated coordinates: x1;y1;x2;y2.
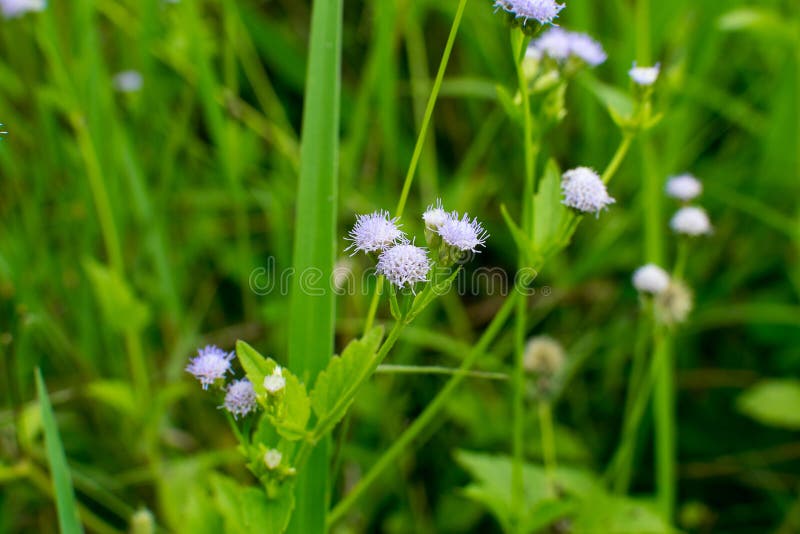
532;28;607;67
523;336;566;375
437;212;488;253
0;0;45;18
655;280;693;325
186;345;233;389
263;448;282;470
263;366;286;395
422;199;449;230
665;174;702;201
346;210;405;255
632;264;670;295
493;0;565;26
629;62;660;86
221;379;257;419
376;243;430;289
670;206;712;236
561;167;616;215
113;70;143;93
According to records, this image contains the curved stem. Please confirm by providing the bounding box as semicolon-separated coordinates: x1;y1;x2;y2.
328;290;520;525
601;133;634;185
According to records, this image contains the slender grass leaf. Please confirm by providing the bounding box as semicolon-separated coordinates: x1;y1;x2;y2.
35;369;85;534
533;159;566;249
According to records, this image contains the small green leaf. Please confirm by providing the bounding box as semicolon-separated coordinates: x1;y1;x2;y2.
310;326;384;430
737;379;800;430
236;340;276;397
718;8;797;42
580;75;634;127
500;204;536;264
495;84;522;124
572;491;673;533
274;372;311;441
84;259;149;333
85;380;137;416
407;268;461;322
36;369;85;534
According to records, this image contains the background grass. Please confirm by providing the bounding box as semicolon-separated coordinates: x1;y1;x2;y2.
1;0;799;532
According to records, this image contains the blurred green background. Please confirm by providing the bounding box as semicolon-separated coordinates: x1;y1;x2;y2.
1;0;799;532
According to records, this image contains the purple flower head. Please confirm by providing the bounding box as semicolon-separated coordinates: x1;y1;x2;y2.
221;379;257;419
186;345;233;389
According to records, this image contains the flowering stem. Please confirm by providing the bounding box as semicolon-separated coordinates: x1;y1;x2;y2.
394;0;469;219
601;132;634;185
328;290;520;526
673;239;689;280
539;400;557;491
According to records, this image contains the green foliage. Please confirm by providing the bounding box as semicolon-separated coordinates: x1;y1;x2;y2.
212;474;294;534
83;259;149;333
310;326;384;429
35;369;84;534
737;379;800;430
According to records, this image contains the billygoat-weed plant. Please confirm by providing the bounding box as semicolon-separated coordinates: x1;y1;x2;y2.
3;0;799;533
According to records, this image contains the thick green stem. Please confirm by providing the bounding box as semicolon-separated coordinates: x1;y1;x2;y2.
328;291;520;525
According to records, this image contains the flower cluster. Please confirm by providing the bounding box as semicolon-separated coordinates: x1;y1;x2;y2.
0;0;45;18
632;264;670;295
665;174;713;236
348;202;488;290
629;62;660;86
530;28;607;67
493;0;565;26
561;167;616;215
186;345;258;418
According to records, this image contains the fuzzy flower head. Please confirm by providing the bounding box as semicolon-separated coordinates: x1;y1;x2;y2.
655;280;693;326
263;448;282;470
523;336;566;376
346;210;405;255
670;206;712;236
665;174;702;201
113;70;143;93
629;62;660;86
632;264;670;295
493;0;565;26
437;212;488;253
222;379;257;419
532;28;607;67
422;199;449;230
263;366;286;395
561;167;616;215
186;345;233;389
376;244;431;289
0;0;45;18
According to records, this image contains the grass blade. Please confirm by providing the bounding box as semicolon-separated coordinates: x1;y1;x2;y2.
35;368;85;534
286;0;343;531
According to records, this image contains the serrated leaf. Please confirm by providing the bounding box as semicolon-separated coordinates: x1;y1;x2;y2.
532;159;567;250
737;379;800;430
274;372;311;441
310;326;384;430
572;491;673;533
212;474;295;534
84;259;149;333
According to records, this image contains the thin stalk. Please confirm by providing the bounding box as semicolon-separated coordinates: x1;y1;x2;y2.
328;291;520;526
394;0;469;218
601;133;634;184
511;28;536;527
363;0;468;334
539;400;557;489
375;365;508;380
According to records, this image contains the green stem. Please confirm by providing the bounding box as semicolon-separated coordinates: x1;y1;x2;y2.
539;400;557;493
394;0;469;218
673;239;689;279
375;365;508;380
328;290;520;526
601;133;634;185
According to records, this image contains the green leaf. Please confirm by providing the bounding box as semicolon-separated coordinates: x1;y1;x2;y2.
737;379;800;430
212;474;295;534
532;159;567;250
500;204;535;263
85;380;137;417
35;369;85;534
275;372;311;441
83;259;149;333
455;450;600;531
310;326;384;430
580;75;634;127
236;340;276;397
572;491;673;533
717;8;797;42
407;268;461;322
495;84;522;124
